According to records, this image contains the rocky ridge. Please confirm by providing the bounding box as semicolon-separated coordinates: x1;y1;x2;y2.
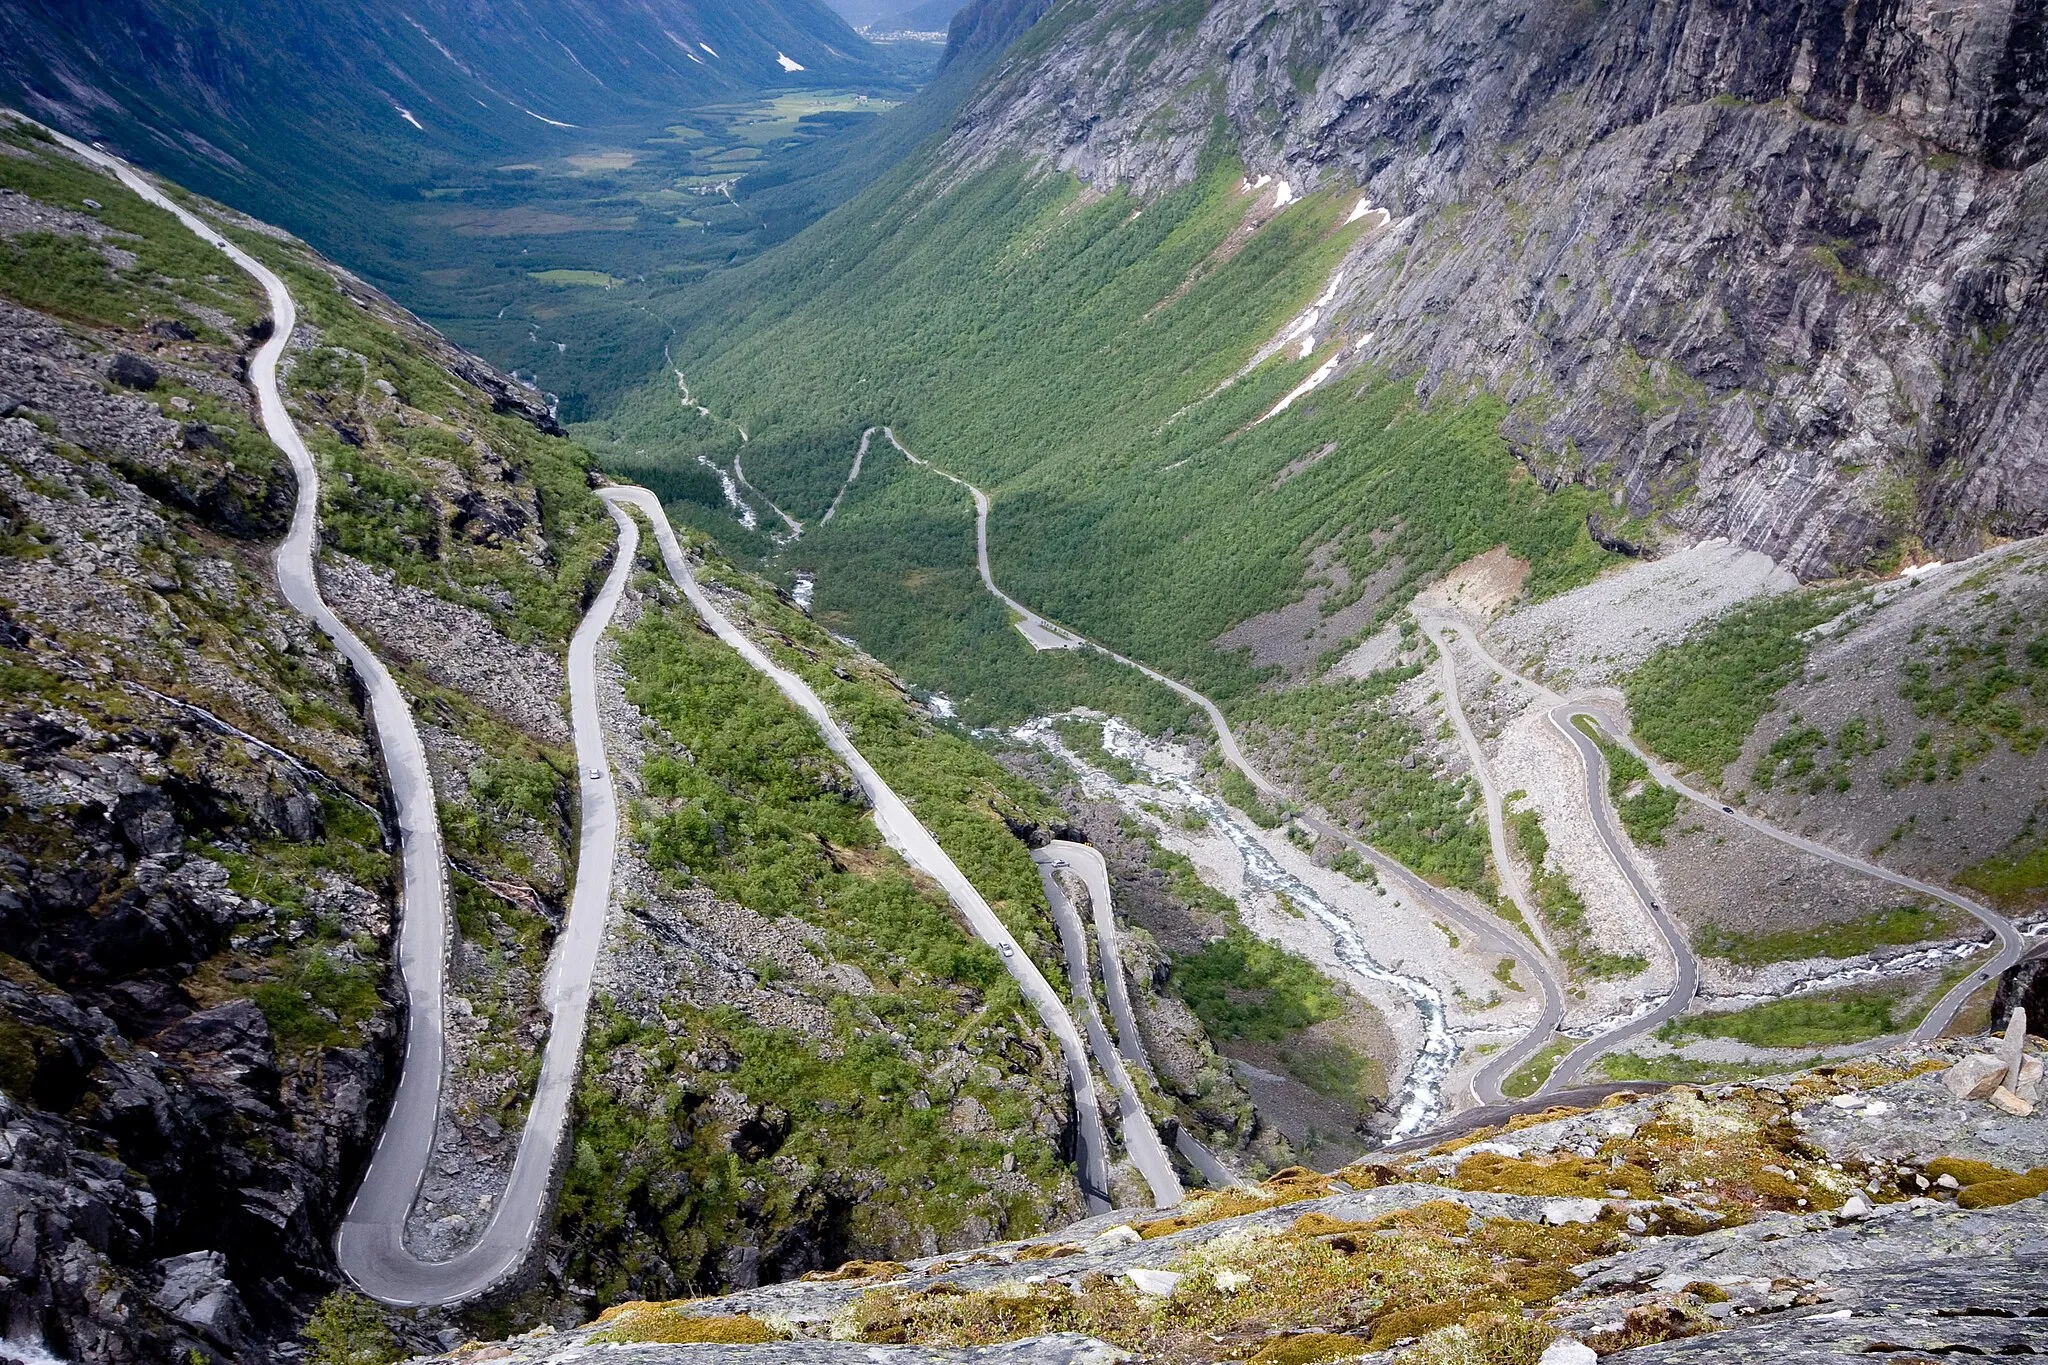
410;1034;2048;1364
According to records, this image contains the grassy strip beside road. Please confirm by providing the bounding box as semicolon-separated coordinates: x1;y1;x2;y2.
1571;715;1678;846
1694;903;1967;965
1655;984;1910;1049
1501;1036;1574;1100
1596;1052;1848;1085
1506;799;1646;981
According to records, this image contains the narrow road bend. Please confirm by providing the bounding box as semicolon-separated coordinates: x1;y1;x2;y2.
56;131;639;1306
599;486;1118;1214
1539;703;1699;1087
339;503;635;1304
1040;841;1242;1189
1416;616;1557;962
1033;849;1183;1206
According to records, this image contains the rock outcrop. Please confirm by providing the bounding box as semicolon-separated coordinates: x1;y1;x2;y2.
412;1035;2048;1363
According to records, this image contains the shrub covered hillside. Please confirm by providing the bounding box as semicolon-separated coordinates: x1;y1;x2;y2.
524;524;1093;1311
1619;542;2048;905
0;118;608;1360
581;150;1620;728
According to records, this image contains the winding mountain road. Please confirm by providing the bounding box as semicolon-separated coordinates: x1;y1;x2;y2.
882;430;1563;1107
339;504;635;1306
58;132;640;1306
1538;703;1699;1086
1038;841;1242;1190
69;150;1131;1277
1418;617;1556;963
1444;617;2022;1057
598;486;1120;1216
1032;848;1183;1206
1569;699;2025;1042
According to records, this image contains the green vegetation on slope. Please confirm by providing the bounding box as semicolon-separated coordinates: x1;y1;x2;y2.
1570;715;1677;846
0;121;263;333
1752;711;1888;794
558;569;1077;1298
689;535;1072;955
1625;590;1859;780
619;601;1032;983
755;445;1197;729
1960;827;2048;910
1883;616;2048;785
1501;1036;1574;1100
1125;823;1380;1116
1236;669;1490;893
1172;927;1343;1043
589;149;1615;730
1693;903;1964;965
1655;984;1910;1049
1507;799;1646;980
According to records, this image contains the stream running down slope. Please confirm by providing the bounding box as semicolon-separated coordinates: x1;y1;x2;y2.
597;486;1129;1215
888;429;1552;1121
1019;718;1458;1139
54;131;641;1306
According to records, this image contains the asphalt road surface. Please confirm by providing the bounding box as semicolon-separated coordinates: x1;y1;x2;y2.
1041;841;1241;1189
338;504;636;1305
1418;615;1557;962
1539;703;1700;1087
1033;849;1180;1206
600;485;1118;1216
58;130;642;1307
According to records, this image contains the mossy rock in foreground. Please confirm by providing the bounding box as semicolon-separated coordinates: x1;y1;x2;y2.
587;1307;782;1345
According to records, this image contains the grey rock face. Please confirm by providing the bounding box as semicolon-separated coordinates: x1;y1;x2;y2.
945;0;2046;575
1604;1256;2048;1361
151;1250;251;1349
105;352;158;391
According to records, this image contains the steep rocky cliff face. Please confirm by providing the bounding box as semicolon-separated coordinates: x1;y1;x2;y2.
943;0;2047;577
